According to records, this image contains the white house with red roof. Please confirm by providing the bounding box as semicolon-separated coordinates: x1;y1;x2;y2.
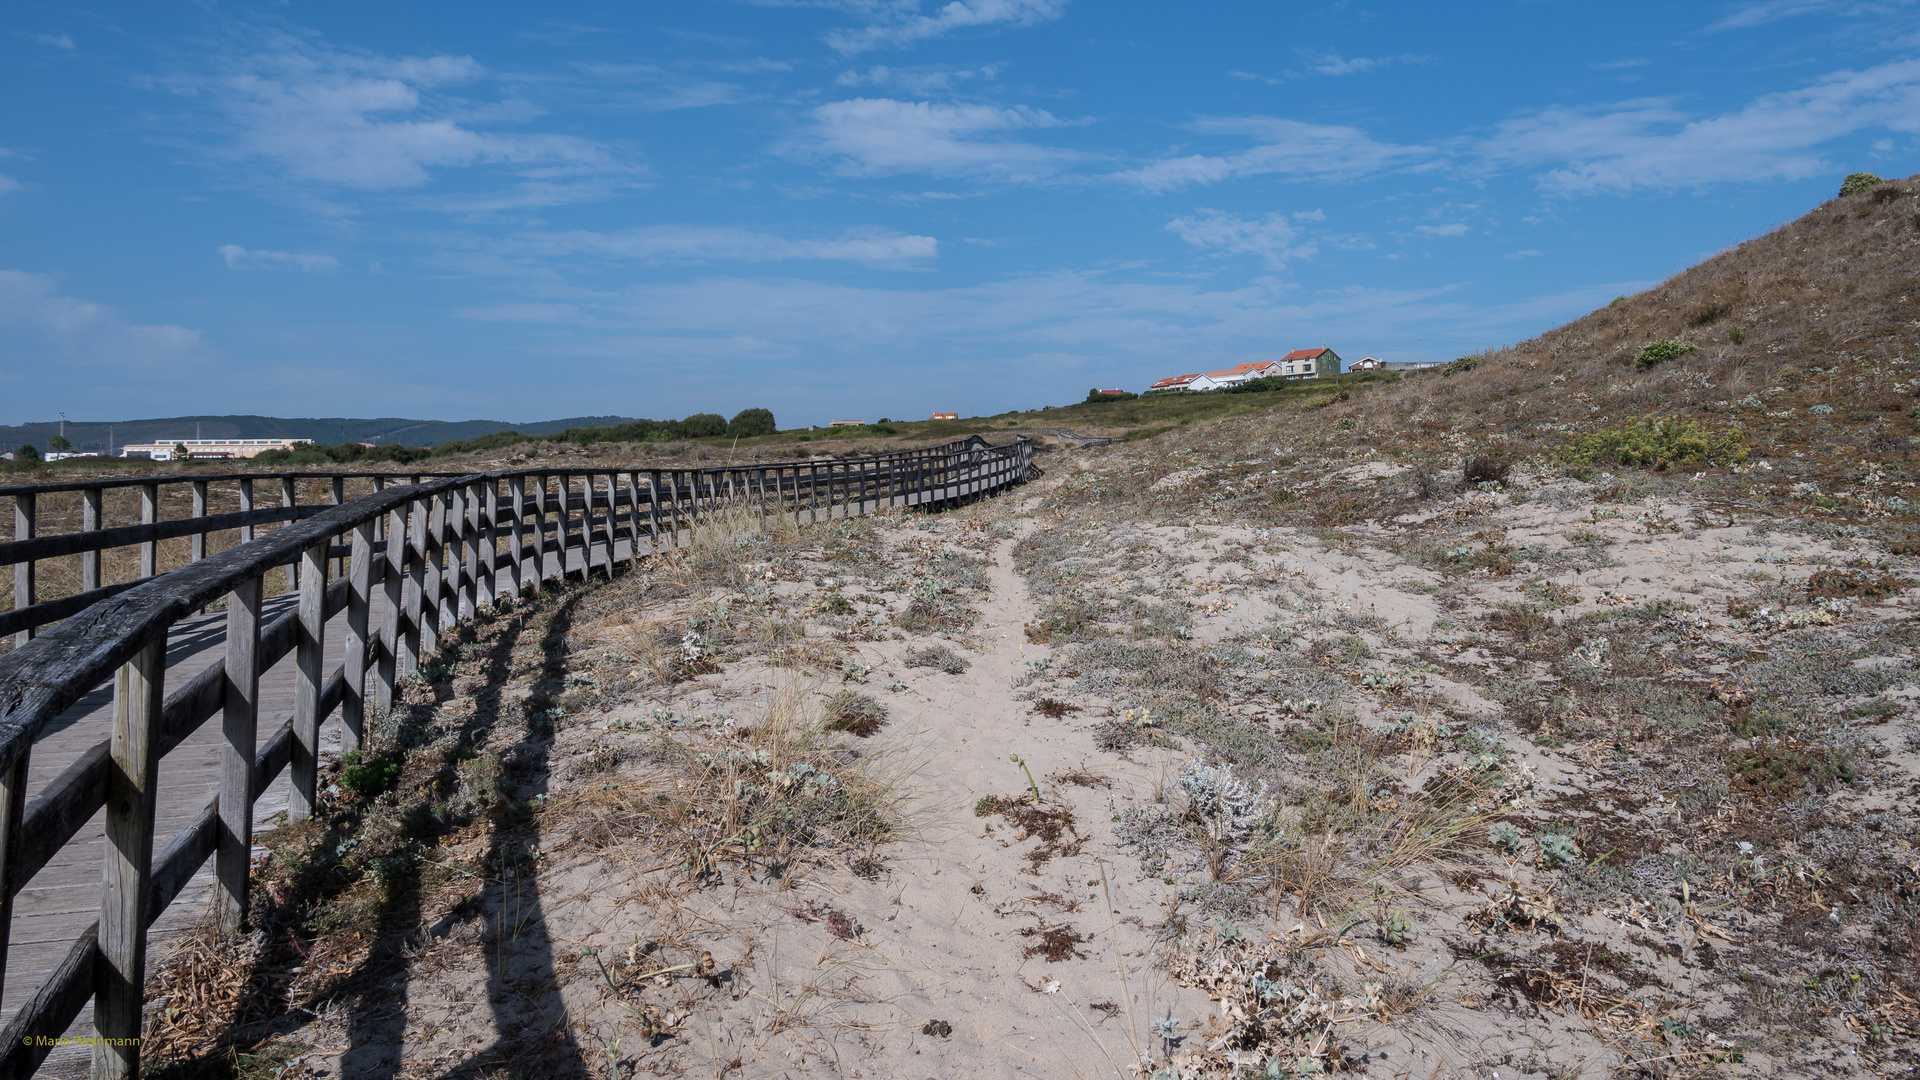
1188;360;1283;391
1147;373;1203;392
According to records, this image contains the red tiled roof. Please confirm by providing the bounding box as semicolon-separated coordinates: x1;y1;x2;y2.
1150;373;1203;388
1282;348;1330;362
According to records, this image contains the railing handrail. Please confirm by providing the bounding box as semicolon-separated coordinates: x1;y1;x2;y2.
0;433;1014;772
0;472;475;775
0;432;1032;1078
0;434;998;498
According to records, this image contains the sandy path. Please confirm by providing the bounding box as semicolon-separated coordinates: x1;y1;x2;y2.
757;523;1211;1079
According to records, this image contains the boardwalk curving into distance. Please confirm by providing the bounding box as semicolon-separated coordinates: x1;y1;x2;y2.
0;436;1034;1079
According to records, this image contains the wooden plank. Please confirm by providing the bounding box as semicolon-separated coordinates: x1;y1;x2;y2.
96;634;164;1080
11;494;31;649
0;924;94;1080
217;575;259;933
0;503;314;567
0;746;25;1007
289;541;327;820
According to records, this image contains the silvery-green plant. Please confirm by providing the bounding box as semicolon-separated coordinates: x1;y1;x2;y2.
1539;831;1580;868
1179;759;1272;847
1490;823;1525;855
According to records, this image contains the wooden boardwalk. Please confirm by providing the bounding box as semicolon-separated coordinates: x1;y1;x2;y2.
0;442;1035;1078
7;543;603;1075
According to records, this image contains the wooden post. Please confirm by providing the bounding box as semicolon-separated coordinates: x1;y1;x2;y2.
507;476;526;596
191;480;209;564
422;491;447;656
139;484;159;579
343;518;374;754
217;575;261;933
290;540;328;820
94;634;165;1080
552;473;570;581
625;471;643;566
401;496;426;678
600;473;618;580
0;742;29;1007
461;482;480;617
379;504;406;711
80;488;103;593
451;485;475;623
647;471;663;554
238;478;255;544
530;474;548;592
281;478;298;594
12;493;33;649
481;479;498;611
331;475;346;579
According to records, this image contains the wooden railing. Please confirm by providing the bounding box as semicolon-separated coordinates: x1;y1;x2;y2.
0;435;1031;1078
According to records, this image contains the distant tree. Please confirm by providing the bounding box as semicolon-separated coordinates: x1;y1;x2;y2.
16;444;40;462
726;407;777;438
172;442;190;460
47;435;72;451
682;413;727;438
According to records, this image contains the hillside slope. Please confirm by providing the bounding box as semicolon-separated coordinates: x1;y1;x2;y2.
1354;171;1920;474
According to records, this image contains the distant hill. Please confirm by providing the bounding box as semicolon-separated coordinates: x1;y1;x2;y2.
0;414;640;454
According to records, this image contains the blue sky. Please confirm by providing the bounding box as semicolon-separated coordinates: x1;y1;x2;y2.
2;1;1916;429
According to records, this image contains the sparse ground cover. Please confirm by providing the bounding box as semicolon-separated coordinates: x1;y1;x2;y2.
133;175;1920;1078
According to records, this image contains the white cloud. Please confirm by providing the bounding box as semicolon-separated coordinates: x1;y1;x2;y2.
826;0;1067;54
800;97;1079;180
1414;223;1470;237
511;226;939;266
1505;249;1543;259
24;31;75;50
1114;116;1431;191
0;175;19;196
1485;57;1920;192
0;270;207;368
834;63;1001;93
217;244;342;272
1299;52;1432;77
176;41;617;191
1705;0;1911;31
1165;210;1317;269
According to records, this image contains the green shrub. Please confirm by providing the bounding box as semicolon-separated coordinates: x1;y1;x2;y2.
1727;327;1746;344
339;751;400;797
1634;339;1697;369
1567;415;1745;470
1839;172;1885;197
1085;389;1140;403
1442;356;1478;377
726;407;777;438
